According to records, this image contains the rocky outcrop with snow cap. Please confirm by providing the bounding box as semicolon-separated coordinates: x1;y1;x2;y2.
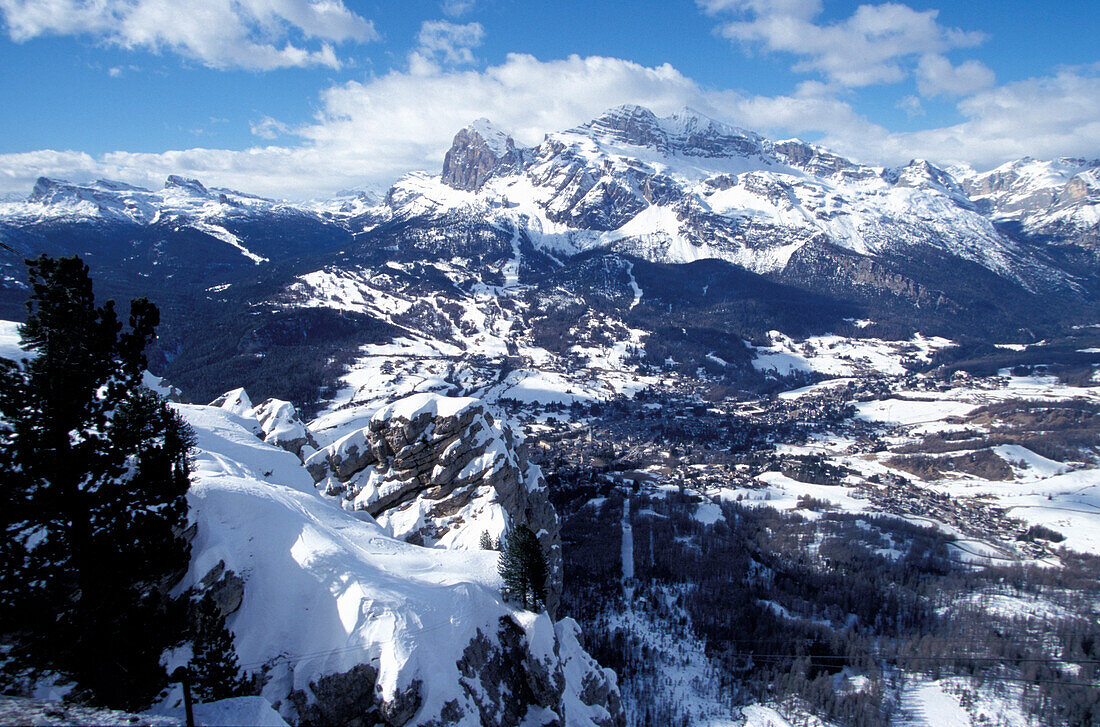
173;399;621;726
305;393;564;615
210;388;319;459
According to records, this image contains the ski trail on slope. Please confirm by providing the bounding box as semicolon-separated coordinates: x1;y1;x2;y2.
502;226;522;289
615;496;737;726
896;681;971;727
191;222;269;264
622;496;634;582
626;261;643;309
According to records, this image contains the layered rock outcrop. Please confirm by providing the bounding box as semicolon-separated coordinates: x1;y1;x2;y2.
305;393;564;615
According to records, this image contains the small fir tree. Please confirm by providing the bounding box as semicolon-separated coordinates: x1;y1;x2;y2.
191;594;249;702
497;524;548;611
479;530;495;550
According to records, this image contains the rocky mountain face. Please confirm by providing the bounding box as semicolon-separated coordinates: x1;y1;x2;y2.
305;393;563;614
351;105;1092;335
954;157;1100;277
441;119;526;191
3;105;1096;312
190;390;614;725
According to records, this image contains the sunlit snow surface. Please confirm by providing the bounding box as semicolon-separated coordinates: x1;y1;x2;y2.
0;319;27;361
172;402;610;726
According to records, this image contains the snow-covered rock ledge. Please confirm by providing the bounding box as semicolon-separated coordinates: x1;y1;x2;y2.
174;394;620;726
305;393;563;615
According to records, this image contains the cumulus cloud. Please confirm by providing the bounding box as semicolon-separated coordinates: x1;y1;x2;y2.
861;68;1100;167
916;54;995;97
440;0;476;18
0;54;707;198
250;116;291;140
705;0;985;88
0;56;1096;199
0;0;377;70
412;20;485;69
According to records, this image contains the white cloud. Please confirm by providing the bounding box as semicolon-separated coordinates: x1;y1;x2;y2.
916;54;995;97
896;94;924;117
697;0;821;19
440;0;475;18
250;116;291;140
0;0;377;70
413;20;485;68
707;1;985;88
863;68;1100;167
0;54;706;198
709;80;884;142
0;56;1096;200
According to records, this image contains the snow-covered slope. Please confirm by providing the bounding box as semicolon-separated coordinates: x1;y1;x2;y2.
174;395;621;726
0;175;350;271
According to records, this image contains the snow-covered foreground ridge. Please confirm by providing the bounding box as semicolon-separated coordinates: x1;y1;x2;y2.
174;392;622;726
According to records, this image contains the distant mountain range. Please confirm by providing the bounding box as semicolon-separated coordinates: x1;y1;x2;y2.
1;105;1097;405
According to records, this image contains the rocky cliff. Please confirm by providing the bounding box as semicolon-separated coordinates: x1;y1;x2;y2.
441;119;525;192
304;393;564;616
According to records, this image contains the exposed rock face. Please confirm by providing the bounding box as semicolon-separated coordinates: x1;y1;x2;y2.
441;120;524;191
306;393;564;615
958;157;1100;238
453;616;623;727
286;616;623;727
196;560;245;618
774;139;873;180
780;240;954;311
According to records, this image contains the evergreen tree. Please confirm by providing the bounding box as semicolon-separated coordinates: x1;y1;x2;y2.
191;594;249;702
497;524;548;610
0;255;193;709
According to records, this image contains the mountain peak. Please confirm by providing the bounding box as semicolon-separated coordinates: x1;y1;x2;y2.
164;175;210;197
441;119;522;192
29;177;70;202
580;104;664;148
464;118;513;157
573;105;765;160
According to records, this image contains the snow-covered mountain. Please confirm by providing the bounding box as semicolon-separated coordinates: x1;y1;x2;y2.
0;175;353;313
392;105;1070;288
2;105;1098;405
3;106;1097;300
179;389;621;725
954;156;1100;259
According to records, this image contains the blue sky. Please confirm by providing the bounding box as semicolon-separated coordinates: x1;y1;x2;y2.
0;0;1097;198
